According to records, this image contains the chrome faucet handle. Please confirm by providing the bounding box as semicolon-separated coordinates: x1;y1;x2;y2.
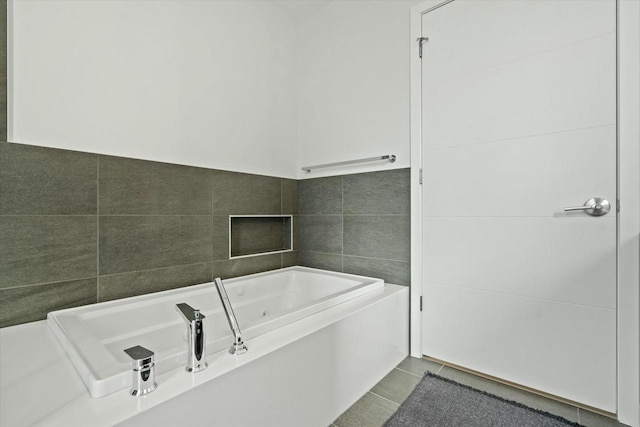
175;303;207;372
175;302;206;322
123;345;157;396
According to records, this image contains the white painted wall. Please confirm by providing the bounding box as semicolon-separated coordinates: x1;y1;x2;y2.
9;0;422;179
8;0;298;178
296;0;420;179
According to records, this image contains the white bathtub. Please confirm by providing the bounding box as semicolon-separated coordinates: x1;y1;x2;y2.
1;267;407;426
47;267;384;398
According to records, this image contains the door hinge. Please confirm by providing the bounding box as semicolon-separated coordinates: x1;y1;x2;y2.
420;296;423;311
417;37;429;59
419;168;423;184
617;199;620;213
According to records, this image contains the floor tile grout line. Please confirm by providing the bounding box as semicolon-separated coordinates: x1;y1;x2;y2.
395;366;437;378
368;391;401;407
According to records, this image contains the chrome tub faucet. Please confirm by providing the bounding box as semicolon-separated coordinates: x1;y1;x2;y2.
123;345;158;396
175;303;208;372
214;277;248;355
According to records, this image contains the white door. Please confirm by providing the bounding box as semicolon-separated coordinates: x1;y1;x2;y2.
420;0;617;412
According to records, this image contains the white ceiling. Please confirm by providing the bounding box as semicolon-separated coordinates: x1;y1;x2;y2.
269;0;333;22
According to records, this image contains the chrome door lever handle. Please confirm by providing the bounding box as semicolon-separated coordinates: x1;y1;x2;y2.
564;198;610;216
564;205;595;211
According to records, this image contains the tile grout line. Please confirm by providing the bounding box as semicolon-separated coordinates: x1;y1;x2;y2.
300;250;409;264
215;172;218;282
96;155;100;302
395;366;432;378
368;391;401;407
295;213;408;217
280;179;284;269
1;261;219;292
0;214;101;217
1;275;100;292
94;214;215;217
341;175;344;273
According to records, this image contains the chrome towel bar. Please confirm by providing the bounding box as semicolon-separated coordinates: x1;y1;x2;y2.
301;154;396;172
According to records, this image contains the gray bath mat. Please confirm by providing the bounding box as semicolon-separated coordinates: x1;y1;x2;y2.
384;372;583;427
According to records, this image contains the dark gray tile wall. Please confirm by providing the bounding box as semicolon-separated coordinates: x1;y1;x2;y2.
0;143;298;327
0;143;409;328
298;169;411;286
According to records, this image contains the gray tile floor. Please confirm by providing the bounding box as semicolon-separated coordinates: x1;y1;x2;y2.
332;357;628;427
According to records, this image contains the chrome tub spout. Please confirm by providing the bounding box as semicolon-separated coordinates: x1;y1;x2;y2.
214;277;248;355
175;303;208;372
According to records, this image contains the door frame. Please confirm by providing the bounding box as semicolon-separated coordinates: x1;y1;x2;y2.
409;0;639;425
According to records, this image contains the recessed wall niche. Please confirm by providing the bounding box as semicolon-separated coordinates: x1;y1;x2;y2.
229;215;293;259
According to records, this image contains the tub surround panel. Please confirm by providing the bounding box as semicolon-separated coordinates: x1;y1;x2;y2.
0;143;298;328
98;156;212;215
0;143;97;215
0;278;96;327
298;169;411;286
212;170;282;215
0;216;97;289
97;263;213;302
